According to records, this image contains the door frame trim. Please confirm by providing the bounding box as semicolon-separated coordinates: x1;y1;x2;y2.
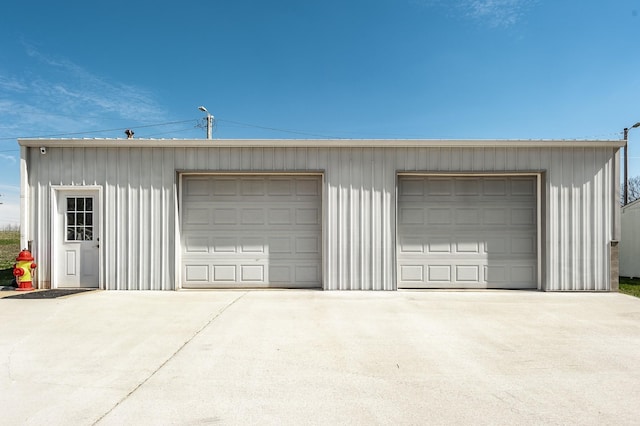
51;185;104;289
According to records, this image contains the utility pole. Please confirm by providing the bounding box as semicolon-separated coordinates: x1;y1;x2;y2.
198;106;214;140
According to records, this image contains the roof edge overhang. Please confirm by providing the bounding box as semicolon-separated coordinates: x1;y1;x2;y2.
18;138;626;149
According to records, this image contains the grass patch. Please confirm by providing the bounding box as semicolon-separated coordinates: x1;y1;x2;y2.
0;230;20;286
620;277;640;298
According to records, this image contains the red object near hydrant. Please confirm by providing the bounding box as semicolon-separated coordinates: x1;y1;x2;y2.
13;249;37;291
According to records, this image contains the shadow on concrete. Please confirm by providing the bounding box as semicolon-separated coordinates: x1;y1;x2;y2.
3;289;96;299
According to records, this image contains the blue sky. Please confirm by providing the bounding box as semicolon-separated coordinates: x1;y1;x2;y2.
1;1;640;226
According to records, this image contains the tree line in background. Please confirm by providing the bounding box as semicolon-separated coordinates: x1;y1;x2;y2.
622;176;640;205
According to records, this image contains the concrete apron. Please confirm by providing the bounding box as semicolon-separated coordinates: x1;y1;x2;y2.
2;290;640;425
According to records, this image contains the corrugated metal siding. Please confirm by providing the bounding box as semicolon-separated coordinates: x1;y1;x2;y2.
27;145;618;291
621;200;640;278
29;147;176;290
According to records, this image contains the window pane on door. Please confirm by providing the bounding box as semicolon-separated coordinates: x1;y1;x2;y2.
66;196;94;241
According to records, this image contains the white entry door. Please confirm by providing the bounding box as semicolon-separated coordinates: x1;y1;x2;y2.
54;189;101;288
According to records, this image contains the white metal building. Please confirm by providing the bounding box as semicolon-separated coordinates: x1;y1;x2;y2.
18;138;623;291
621;198;640;278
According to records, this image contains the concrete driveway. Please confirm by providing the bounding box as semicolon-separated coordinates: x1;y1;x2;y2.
1;290;640;425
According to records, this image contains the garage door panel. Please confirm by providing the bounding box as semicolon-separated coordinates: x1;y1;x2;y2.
511;178;535;195
185;264;209;281
213;237;237;253
295;236;321;253
400;265;425;282
240;178;265;195
182;175;322;288
428;238;451;253
484;208;508;225
511;208;535;225
269;237;292;254
455;209;481;225
185;236;209;253
269;265;320;288
398;175;537;289
240;237;265;253
240;208;264;225
456;265;480;282
213;265;236;281
186;232;322;256
295;264;322;283
511;236;535;254
426;208;452;225
296;178;321;196
296;208;320;225
185;178;210;197
428;265;451;282
268;208;292;224
399;208;424;225
184;208;209;225
212;178;237;196
456;241;480;253
428;179;453;195
485;237;507;254
213;208;237;225
401;179;425;196
399;236;427;253
454;179;480;195
268;178;292;195
241;265;264;281
483;178;507;195
485;265;507;283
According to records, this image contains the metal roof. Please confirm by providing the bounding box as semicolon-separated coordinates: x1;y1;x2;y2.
18;138;626;148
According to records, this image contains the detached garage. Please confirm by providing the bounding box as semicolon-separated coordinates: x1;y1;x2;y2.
18;138;623;291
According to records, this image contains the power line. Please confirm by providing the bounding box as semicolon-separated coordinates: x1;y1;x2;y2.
144;126;203;138
216;118;343;139
0;119;198;142
0;114;629;143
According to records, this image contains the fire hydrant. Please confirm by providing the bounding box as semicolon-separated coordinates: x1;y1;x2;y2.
13;249;37;291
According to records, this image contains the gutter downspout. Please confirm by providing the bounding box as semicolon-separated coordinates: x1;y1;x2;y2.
19;145;29;250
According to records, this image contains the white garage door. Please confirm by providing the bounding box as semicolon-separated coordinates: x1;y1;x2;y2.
397;176;537;289
181;175;322;288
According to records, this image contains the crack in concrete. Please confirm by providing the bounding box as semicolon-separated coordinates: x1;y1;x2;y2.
91;292;248;425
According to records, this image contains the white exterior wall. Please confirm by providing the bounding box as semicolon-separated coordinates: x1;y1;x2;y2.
621;199;640;278
22;140;620;291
